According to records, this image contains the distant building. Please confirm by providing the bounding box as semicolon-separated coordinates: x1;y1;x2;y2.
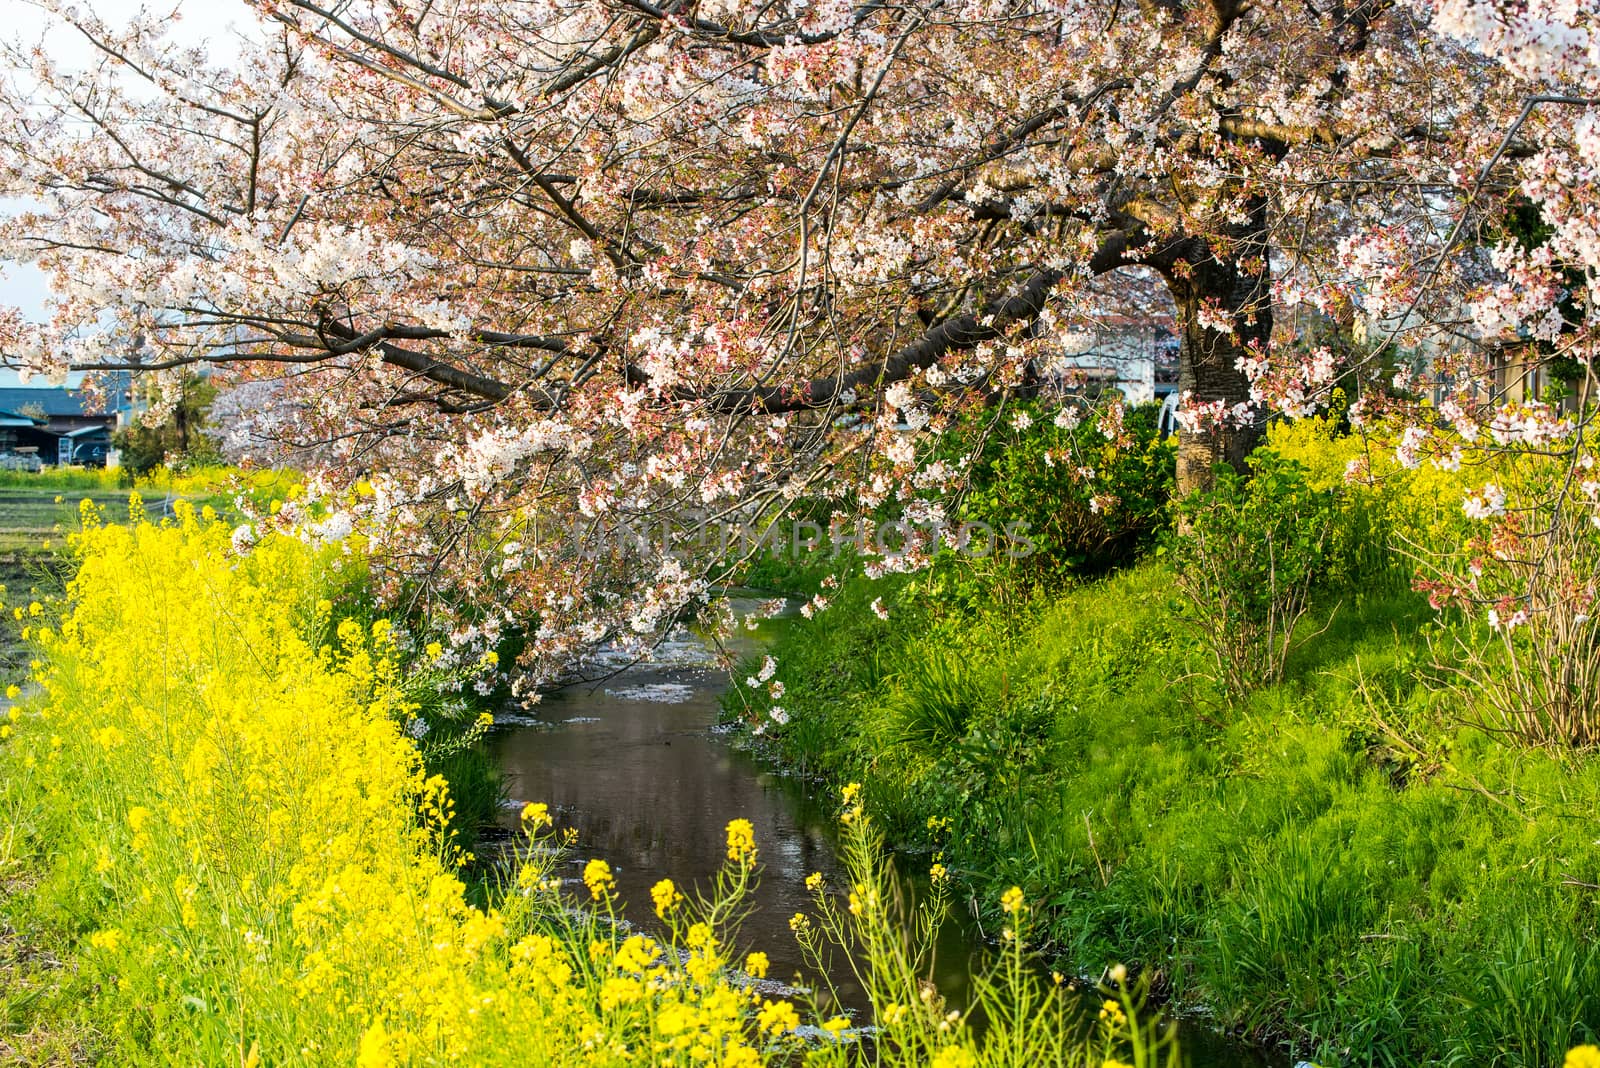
1488;341;1592;414
0;387;118;466
1045;321;1179;405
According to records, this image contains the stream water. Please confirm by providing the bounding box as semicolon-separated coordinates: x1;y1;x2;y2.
486;601;1270;1066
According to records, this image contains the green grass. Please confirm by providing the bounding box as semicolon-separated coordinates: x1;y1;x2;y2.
0;868;100;1065
0;469;124;492
739;561;1600;1066
0;466;301;537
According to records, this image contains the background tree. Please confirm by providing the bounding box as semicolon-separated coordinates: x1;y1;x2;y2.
113;374;221;478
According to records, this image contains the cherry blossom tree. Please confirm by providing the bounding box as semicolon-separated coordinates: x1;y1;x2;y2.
0;0;1594;689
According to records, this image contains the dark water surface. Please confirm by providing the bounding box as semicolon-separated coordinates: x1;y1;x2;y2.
487;606;1272;1066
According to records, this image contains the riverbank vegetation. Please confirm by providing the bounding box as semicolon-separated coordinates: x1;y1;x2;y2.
1;0;1597;1061
731;410;1600;1066
0;506;1173;1066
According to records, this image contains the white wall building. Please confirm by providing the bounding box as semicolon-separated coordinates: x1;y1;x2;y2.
1044;321;1179;405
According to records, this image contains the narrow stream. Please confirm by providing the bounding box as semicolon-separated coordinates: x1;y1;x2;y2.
486;601;1271;1067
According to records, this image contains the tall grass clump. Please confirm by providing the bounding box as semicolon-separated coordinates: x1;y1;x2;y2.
0;505;1167;1067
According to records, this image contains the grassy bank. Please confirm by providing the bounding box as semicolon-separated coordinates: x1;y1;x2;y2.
0;509;1173;1067
735;560;1600;1066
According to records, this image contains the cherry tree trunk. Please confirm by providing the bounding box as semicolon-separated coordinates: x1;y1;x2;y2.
1162;228;1271;497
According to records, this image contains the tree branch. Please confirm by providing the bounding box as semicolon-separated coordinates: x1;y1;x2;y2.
695;244;1126;414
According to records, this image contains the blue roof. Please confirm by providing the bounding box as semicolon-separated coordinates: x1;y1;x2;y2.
0;388;109;417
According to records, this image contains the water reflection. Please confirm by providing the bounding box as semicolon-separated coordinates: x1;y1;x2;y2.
491;655;869;1012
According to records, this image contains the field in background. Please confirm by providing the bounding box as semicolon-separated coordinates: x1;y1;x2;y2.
0;488;160;551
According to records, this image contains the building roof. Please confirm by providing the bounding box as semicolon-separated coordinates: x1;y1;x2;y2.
0;410;42;428
0;387;110;418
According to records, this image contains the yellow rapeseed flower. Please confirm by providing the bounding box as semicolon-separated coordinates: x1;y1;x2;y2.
1000;886;1026;914
651;878;683;918
1567;1048;1600;1068
356;1020;393;1068
931;1048;976;1068
88;928;123;951
583;857;614;900
756;999;799;1036
6;497;1134;1068
725;818;757;864
613;935;656;974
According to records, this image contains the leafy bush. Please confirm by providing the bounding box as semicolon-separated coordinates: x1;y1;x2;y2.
944;399;1175;586
1416;453;1600;749
112;374;221;479
1264;414;1471;573
1169;453;1340;696
1269;416;1600;749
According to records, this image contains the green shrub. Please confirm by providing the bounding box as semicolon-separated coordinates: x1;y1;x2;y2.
1169;453;1341;696
111;374;221;479
942;399;1175;587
